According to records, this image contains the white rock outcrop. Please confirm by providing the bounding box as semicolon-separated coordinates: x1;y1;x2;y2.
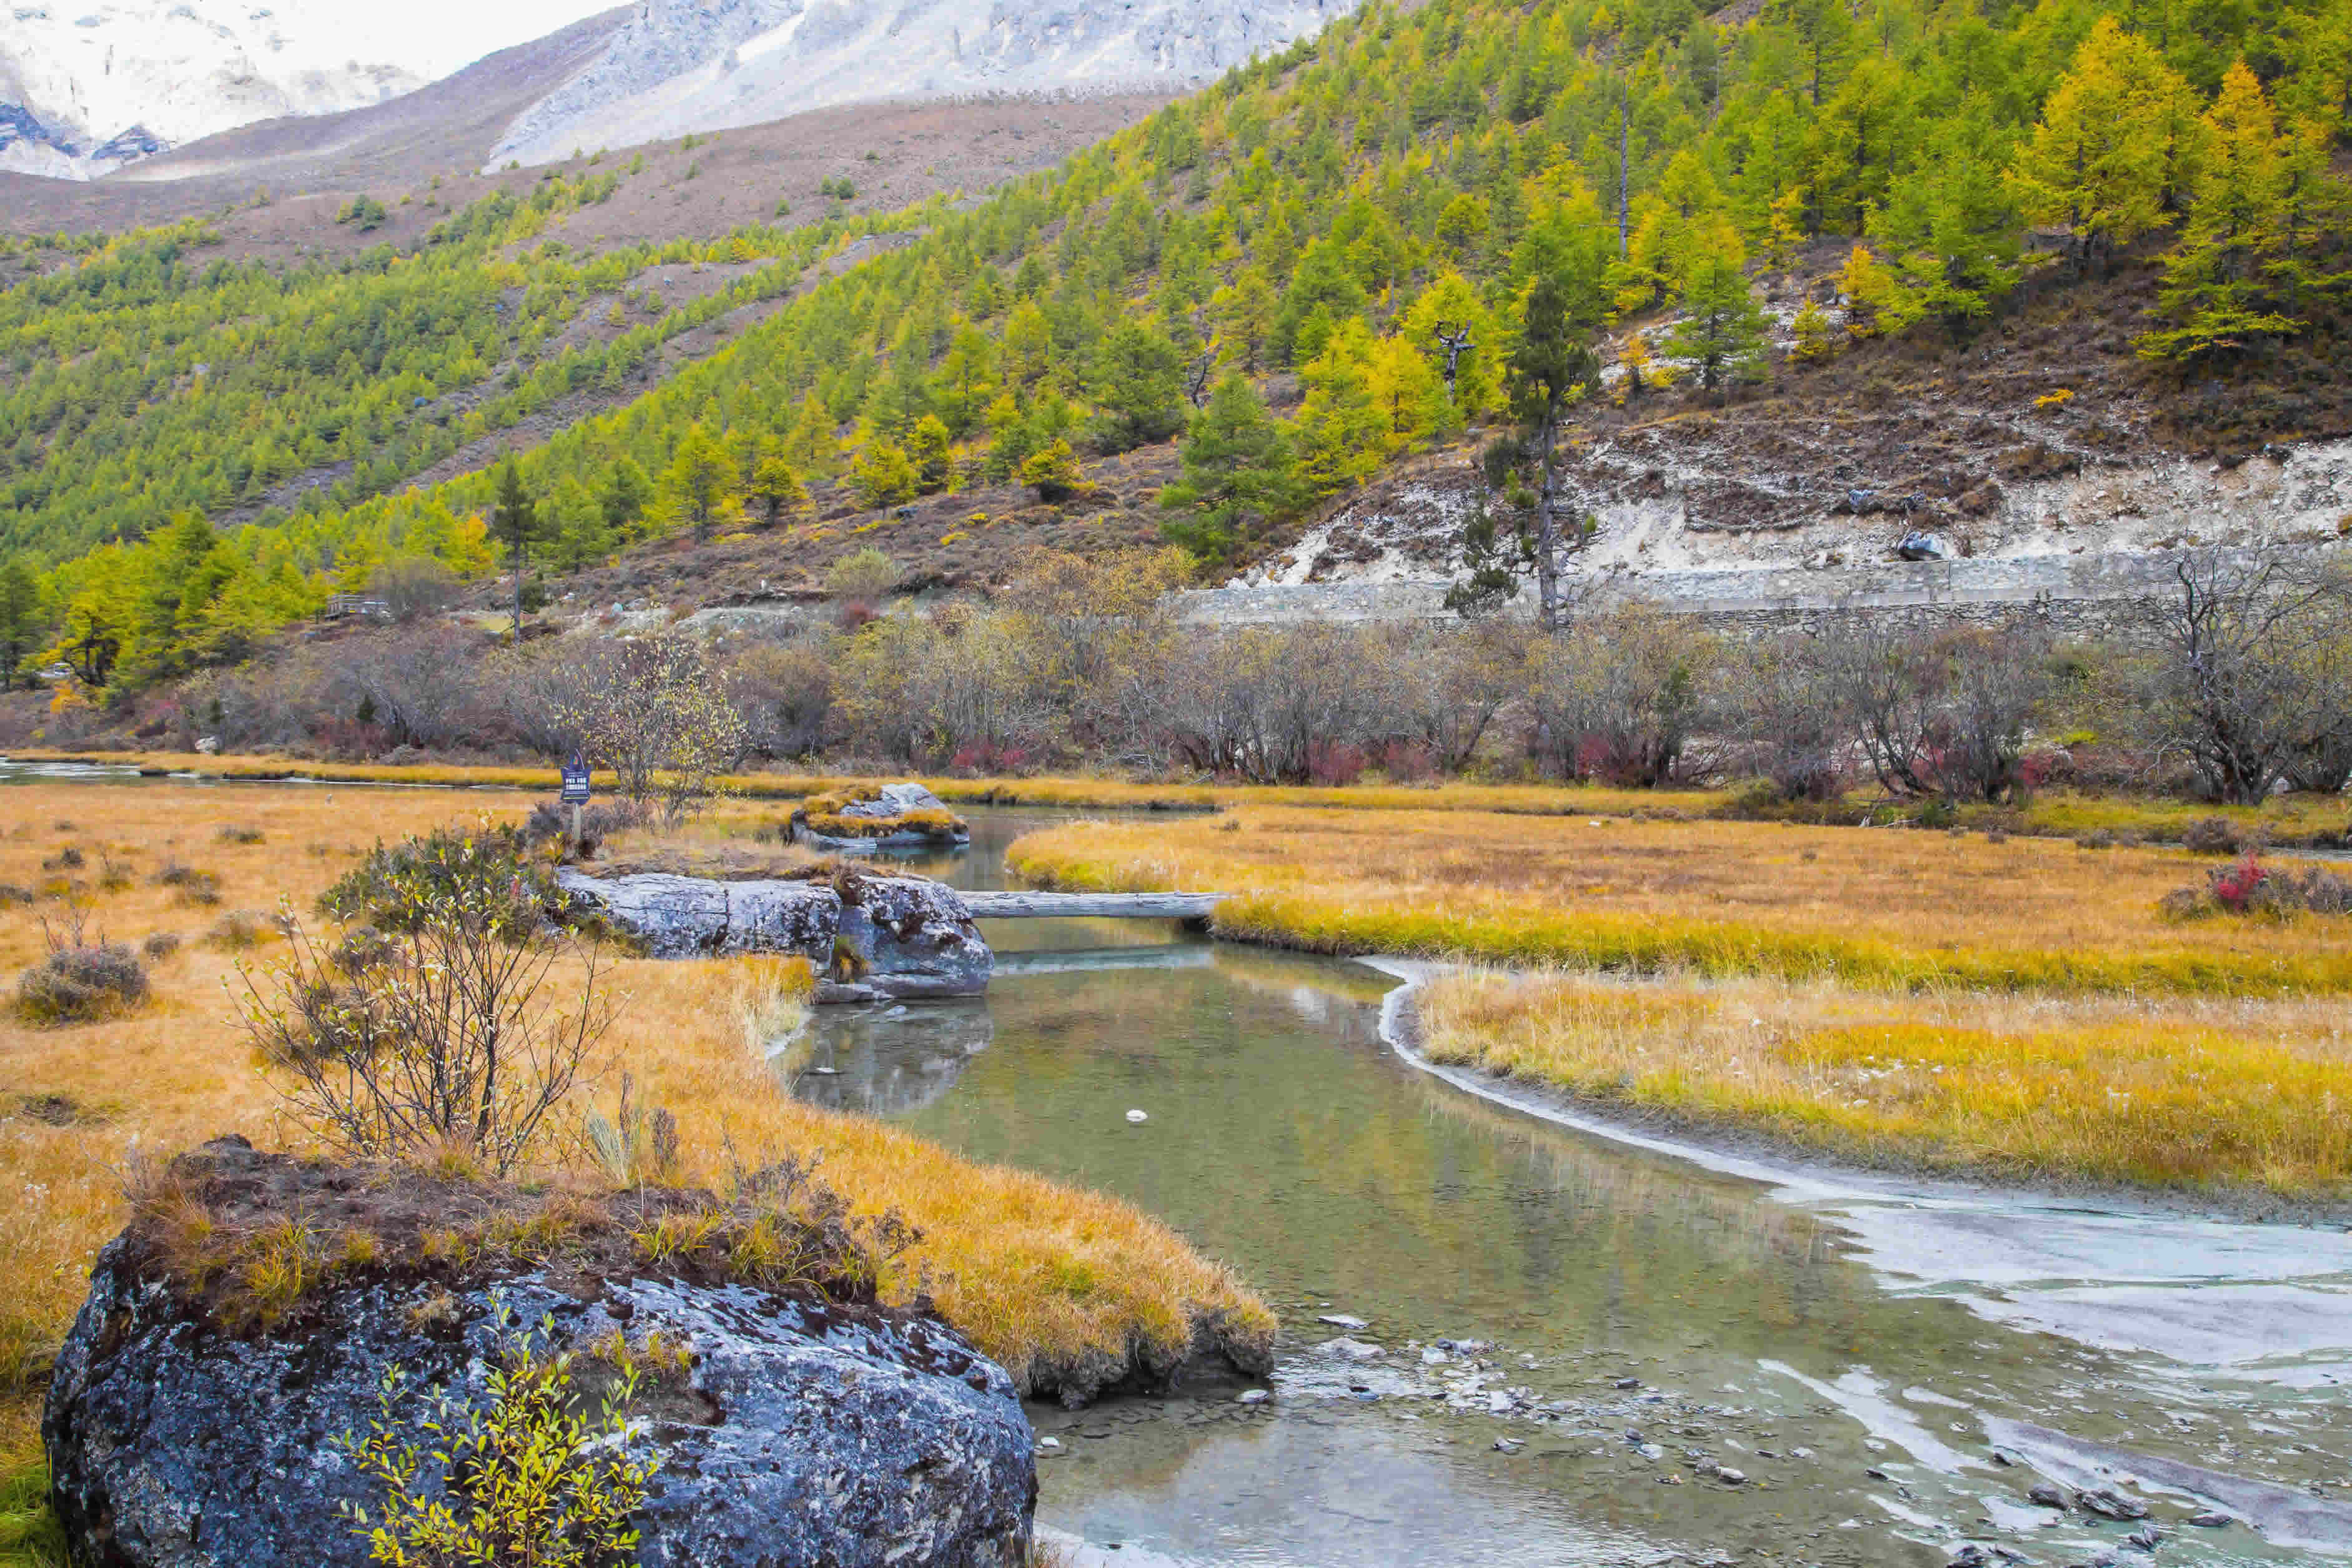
491;0;1353;167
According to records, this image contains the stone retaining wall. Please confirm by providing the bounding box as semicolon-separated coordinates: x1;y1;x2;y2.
1172;550;2256;636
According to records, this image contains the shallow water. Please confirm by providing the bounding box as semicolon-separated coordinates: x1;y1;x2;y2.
795;809;2352;1567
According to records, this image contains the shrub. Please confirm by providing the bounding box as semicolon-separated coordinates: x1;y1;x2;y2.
154;862;222;905
17;938;148;1024
321;823;553;937
2163;818;2258;851
204;909;274;950
215;825;265;846
246;831;612;1175
521;797;653;861
338;1306;655;1568
40;846;83;871
2162;856;2352;919
142;931;182;959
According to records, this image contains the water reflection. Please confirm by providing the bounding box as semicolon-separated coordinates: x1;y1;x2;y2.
777;810;2352;1566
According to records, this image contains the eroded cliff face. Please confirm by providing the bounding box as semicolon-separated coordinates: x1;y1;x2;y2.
492;0;1354;167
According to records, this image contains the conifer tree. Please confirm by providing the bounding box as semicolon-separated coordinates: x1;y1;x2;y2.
750;453;811;526
0;557;46;690
598;458;654;542
1085;319;1187;452
1502;275;1601;632
660;426;739;543
2012;17;2206;277
1159;375;1298;563
489;459;538;643
1665;248;1768;392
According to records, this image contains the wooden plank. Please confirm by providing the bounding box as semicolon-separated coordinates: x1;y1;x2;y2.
960;890;1226;920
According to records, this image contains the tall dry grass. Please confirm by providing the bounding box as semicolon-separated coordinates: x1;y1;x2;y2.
1007;808;2352;995
1418;969;2352;1198
0;782;1268;1462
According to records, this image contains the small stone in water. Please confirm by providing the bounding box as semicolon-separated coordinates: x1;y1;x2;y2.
2125;1524;2163;1552
1317;1313;1368;1329
2028;1482;2066;1508
1237;1389;1269;1405
1036;1436;1063;1451
1494;1437;1525;1454
2186;1511;2231;1528
1716;1467;1746;1486
1125;1109;1148;1123
1615;1377;1643;1389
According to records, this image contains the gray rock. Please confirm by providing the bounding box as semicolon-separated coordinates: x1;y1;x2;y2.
1715;1466;1746;1485
46;1240;1034;1568
1237;1388;1269;1405
1316;1313;1369;1329
558;867;991;1000
2081;1487;2152;1521
2186;1511;2232;1528
2029;1482;2068;1507
2126;1522;2163;1552
1315;1336;1385;1361
557;867;836;962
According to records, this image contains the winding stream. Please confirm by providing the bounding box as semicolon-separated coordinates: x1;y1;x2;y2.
12;762;2348;1566
800;809;2352;1568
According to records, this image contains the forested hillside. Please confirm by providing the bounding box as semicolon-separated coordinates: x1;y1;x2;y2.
4;0;2349;693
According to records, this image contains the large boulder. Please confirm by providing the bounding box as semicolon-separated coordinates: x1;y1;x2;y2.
556;867;992;1001
556;868;840;962
44;1140;1036;1568
833;871;994;1001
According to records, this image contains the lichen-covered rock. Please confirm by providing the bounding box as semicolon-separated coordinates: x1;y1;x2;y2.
43;1146;1036;1568
556;866;992;1000
835;873;992;1000
556;867;839;962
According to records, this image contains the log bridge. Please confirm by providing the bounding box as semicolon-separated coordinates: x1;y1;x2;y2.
959;890;1227;921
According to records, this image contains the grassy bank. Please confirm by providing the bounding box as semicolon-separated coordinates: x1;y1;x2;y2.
0;783;1271;1470
1416;969;2352;1204
1007;808;2352;997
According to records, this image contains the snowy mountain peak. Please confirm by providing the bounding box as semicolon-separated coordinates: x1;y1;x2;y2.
0;0;426;178
490;0;1352;169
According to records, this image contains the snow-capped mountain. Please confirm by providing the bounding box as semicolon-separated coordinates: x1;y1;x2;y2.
490;0;1351;168
0;1;428;177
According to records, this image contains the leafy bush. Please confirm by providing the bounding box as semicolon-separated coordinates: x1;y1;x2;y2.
340;1306;655;1568
321;824;554;937
142;931;182;959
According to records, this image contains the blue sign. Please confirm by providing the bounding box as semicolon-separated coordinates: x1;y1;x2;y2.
560;764;591;804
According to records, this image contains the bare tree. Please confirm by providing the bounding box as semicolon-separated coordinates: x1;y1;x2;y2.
2125;551;2352;803
1933;623;2053;802
342;628;483;750
370;556;460;623
1388;623;1524;775
1522;605;1723;785
565;633;749;817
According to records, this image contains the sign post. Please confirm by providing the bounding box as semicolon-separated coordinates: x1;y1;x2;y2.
560;757;591;858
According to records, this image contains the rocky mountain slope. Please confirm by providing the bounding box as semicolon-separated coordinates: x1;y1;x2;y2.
0;0;429;179
489;0;1352;167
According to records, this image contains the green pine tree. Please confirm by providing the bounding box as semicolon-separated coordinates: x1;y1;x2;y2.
1159;375;1299;563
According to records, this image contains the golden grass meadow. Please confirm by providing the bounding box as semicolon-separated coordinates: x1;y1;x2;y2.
0;781;1270;1486
1008;806;2352;1203
1007;806;2352;995
20;749;2352;847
